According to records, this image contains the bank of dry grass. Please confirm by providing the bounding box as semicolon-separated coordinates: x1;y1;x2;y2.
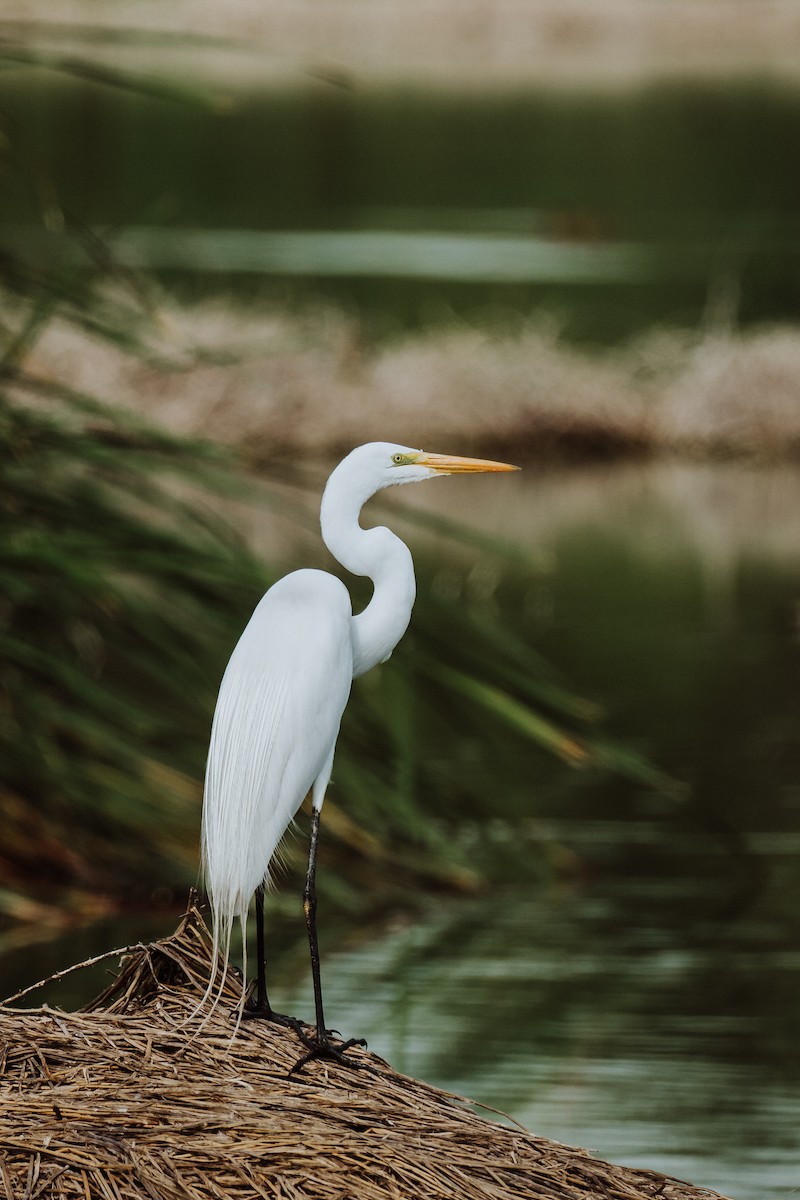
20;299;800;464
4;0;800;87
0;902;731;1200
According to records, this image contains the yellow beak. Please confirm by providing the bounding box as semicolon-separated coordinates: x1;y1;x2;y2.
416;451;519;475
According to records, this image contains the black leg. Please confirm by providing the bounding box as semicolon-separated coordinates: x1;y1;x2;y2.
243;882;294;1025
288;806;366;1074
304;806;327;1038
255;882;267;1009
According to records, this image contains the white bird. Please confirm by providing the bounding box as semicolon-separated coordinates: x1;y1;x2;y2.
201;441;517;1063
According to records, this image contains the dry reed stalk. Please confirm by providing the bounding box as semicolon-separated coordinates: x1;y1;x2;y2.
22;301;800;465
0;901;732;1200
21;303;654;464
5;0;800;86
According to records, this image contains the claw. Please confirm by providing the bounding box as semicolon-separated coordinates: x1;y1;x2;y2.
287;1026;367;1075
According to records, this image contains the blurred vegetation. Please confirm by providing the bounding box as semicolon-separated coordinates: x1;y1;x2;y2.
0;246;268;925
0;35;674;940
0;224;673;934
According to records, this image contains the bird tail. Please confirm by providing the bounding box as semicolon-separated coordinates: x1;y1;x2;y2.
178;886;249;1040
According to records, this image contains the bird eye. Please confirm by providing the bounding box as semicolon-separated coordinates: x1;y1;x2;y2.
392;453;406;465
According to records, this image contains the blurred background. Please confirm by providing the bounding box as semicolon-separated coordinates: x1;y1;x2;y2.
2;3;800;1196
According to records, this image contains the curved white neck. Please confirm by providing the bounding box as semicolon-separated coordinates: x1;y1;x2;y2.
320;467;416;678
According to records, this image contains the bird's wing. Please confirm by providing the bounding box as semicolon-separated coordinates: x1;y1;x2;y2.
201;569;353;930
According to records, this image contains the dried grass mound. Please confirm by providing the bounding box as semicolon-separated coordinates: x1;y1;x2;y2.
0;904;731;1200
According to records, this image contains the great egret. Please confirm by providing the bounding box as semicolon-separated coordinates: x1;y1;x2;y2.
201;441;517;1063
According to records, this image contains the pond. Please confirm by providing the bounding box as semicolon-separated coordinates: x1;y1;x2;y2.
1;75;800;341
3;461;799;1199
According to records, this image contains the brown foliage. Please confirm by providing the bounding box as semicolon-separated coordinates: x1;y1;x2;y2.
25;302;800;467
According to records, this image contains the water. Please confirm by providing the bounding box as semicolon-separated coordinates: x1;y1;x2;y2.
278;881;800;1200
2;77;800;340
3;462;799;1198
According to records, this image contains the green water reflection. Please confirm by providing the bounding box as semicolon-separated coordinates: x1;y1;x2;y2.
280;880;800;1200
3;463;799;1198
2;77;800;339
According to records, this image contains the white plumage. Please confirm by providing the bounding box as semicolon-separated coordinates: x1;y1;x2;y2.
202;570;352;963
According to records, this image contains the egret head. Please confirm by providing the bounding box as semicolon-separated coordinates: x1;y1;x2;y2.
336;441;519;493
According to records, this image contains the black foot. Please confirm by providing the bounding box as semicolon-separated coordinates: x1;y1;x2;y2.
287;1022;368;1075
243;999;298;1027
